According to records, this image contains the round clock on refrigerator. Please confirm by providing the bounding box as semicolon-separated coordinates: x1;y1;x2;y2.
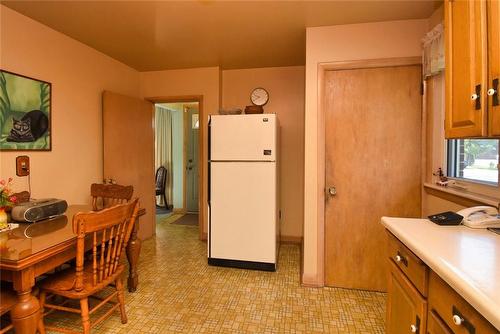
250;87;269;106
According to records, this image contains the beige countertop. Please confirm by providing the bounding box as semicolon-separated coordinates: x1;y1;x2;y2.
381;217;500;331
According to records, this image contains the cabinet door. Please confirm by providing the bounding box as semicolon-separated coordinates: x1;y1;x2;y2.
427;311;453;334
445;0;488;138
488;0;500;136
387;261;427;334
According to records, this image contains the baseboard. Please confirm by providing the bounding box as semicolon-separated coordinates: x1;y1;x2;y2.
301;273;324;287
280;235;303;245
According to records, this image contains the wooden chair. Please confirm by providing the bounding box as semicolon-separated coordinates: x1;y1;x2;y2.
1;288;45;333
0;289;17;334
39;199;140;334
5;191;30;213
12;190;30;203
155;166;168;208
90;183;133;211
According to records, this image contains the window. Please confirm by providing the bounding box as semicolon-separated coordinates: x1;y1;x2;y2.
447;139;499;185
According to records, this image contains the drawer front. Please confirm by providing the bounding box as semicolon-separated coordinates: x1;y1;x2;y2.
428;271;498;334
387;232;429;296
428;310;453;334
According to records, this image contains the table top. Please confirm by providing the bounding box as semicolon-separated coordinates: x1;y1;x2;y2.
381;216;500;331
0;205;91;263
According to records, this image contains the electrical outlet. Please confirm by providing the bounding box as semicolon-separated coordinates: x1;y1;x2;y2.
16;156;30;176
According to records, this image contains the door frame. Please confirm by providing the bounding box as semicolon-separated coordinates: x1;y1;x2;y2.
310;56;422;287
146;95;205;241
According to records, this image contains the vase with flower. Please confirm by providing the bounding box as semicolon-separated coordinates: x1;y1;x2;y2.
0;178;17;230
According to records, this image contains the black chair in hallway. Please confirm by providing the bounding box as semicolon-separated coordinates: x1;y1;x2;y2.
155;166;169;208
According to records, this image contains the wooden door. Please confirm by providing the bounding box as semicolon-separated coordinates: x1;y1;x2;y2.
488;0;500;136
445;0;487;138
102;91;155;240
386;261;427;334
324;66;422;291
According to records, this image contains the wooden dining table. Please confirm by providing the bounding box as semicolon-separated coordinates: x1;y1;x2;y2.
0;204;145;334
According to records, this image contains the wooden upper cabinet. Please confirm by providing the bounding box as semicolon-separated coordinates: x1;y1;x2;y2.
488;0;500;136
445;0;488;138
386;261;427;334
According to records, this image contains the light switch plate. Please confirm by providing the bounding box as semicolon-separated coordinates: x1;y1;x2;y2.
16;156;30;176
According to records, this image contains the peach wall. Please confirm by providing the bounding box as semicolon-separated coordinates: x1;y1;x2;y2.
139;67;220;236
0;5;139;204
303;19;428;286
221;66;305;239
428;4;444;29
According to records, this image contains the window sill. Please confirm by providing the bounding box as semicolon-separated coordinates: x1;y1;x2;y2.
423;182;500;208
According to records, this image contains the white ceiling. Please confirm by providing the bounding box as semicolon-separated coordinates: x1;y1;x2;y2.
2;1;441;71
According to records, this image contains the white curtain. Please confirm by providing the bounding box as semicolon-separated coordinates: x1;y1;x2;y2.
155;106;173;207
422;23;445;78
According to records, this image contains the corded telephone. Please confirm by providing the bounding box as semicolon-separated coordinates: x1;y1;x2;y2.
456;206;500;229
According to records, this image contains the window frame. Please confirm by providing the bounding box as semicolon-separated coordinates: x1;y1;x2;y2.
446;138;500;187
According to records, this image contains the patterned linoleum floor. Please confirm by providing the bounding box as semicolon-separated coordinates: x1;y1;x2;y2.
43;217;386;333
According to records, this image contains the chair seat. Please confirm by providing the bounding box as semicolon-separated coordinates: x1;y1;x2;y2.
0;289;17;316
40;263;125;299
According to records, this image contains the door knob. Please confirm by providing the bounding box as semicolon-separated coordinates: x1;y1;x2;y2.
487;88;497;96
471;93;479;101
327;187;337;196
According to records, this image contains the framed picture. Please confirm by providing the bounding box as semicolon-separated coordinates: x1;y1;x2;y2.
0;70;51;151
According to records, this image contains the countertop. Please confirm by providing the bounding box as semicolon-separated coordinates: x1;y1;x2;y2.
381;217;500;331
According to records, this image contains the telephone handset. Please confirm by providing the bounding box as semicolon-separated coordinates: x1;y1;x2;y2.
456;206;500;229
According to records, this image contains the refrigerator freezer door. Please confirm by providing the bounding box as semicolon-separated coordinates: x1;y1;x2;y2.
209;161;276;264
210;114;276;161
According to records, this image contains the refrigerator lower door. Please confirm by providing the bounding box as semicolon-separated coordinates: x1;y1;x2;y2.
209;161;276;270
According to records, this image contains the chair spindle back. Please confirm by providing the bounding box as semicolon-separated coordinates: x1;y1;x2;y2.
73;199;139;291
91;183;133;211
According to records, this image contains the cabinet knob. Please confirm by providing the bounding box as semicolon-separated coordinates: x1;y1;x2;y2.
471;93;479;101
452;314;463;326
395;255;402;262
410;324;418;333
487;88;497;96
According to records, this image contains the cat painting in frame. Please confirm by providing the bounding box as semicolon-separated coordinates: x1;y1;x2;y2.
0;70;51;151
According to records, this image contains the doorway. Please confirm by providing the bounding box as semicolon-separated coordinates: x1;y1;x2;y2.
154;101;200;229
323;64;422;291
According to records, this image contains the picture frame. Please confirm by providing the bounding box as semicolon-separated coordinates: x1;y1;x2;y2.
0;69;52;151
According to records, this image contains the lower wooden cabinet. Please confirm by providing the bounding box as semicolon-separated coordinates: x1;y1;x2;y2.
428;310;453;334
386;232;498;334
428;271;498;334
387;261;427;334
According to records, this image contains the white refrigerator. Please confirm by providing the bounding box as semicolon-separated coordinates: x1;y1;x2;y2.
208;114;279;271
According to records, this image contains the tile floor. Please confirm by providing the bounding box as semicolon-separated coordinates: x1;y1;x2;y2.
43;217;386;333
